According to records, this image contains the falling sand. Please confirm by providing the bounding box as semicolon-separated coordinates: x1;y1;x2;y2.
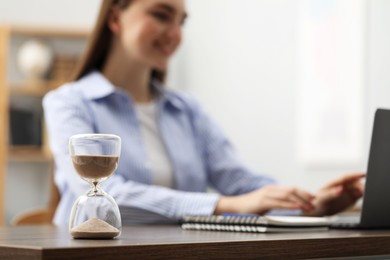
71;218;120;239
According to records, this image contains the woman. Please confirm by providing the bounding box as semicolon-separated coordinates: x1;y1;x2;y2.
43;0;364;225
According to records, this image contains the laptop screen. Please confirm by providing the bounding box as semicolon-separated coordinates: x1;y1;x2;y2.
360;109;390;228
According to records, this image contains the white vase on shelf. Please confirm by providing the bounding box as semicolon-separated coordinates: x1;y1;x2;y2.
17;39;54;82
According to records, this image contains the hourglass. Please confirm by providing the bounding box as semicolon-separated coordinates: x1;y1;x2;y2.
69;134;122;239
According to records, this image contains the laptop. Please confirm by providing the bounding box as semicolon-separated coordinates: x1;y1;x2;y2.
330;108;390;229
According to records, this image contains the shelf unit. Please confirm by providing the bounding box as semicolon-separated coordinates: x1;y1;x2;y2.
0;25;89;224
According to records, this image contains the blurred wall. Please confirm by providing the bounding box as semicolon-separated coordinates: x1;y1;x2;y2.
175;0;388;190
0;0;100;28
178;0;303;186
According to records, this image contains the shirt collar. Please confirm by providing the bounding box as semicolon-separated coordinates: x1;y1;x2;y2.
77;71;116;100
151;79;185;111
78;71;185;111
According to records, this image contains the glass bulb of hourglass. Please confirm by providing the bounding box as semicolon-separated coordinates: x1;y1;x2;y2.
72;155;119;192
69;134;122;239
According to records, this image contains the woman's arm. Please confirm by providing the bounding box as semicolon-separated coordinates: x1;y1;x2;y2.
183;94;318;215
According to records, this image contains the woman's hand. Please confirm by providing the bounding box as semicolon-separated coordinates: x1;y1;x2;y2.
214;185;316;215
214;173;364;216
304;173;365;217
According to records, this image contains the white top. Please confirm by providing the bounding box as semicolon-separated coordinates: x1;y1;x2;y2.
135;102;174;188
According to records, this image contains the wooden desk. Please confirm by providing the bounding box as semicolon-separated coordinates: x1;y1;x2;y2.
1;225;390;259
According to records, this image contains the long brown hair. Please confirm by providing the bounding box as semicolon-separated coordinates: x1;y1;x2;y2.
72;0;165;82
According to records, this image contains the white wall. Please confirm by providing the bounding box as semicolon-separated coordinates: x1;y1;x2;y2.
1;0;390;222
368;0;390;122
176;0;373;190
178;0;303;186
0;0;100;28
171;0;390;190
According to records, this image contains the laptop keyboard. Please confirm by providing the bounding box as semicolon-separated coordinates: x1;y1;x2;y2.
328;214;361;229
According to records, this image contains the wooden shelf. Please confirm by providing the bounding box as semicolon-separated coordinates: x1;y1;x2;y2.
0;24;88;225
8;146;52;163
9;80;65;97
10;25;89;39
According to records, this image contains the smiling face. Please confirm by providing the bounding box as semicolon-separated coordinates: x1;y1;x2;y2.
109;0;187;71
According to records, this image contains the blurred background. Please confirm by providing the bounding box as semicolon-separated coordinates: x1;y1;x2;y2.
0;0;389;224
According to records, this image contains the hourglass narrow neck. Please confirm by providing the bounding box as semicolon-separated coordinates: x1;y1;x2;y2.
88;181;104;195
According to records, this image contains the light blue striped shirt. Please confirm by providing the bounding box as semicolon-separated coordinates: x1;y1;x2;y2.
43;71;276;225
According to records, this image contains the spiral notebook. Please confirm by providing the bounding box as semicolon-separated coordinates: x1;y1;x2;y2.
181;215;330;233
